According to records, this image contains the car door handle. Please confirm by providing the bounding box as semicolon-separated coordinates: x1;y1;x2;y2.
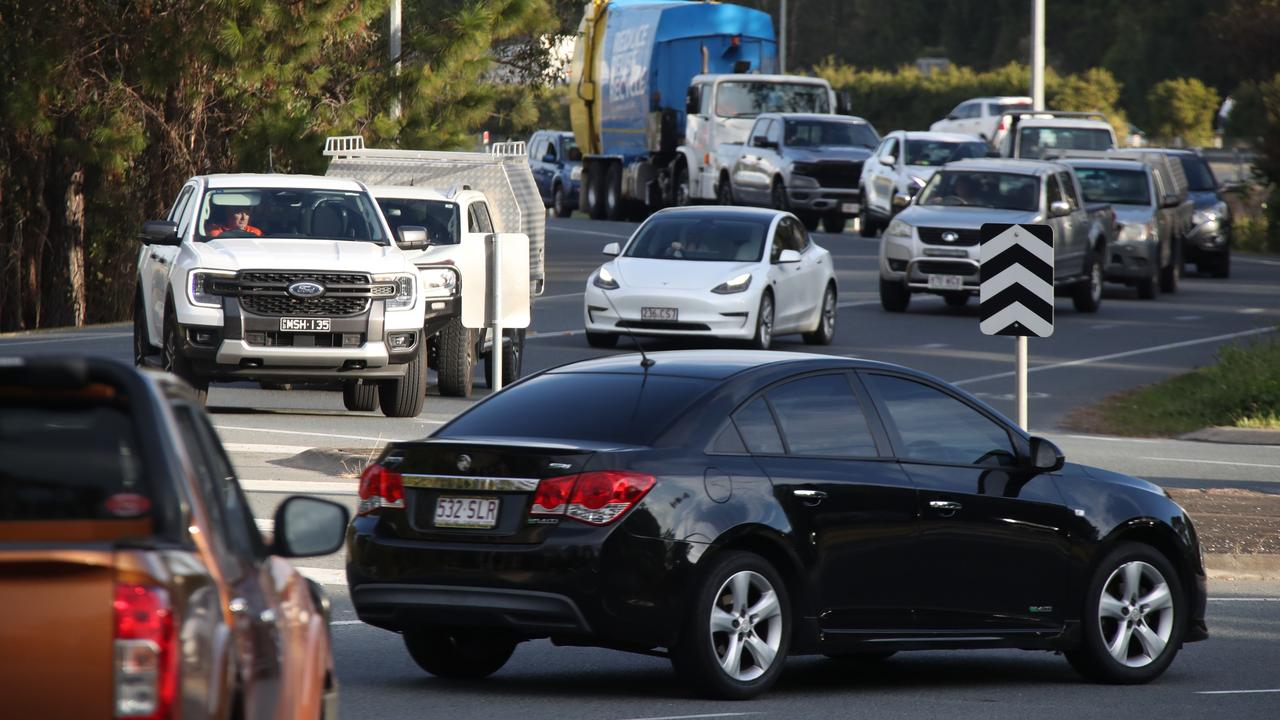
929;500;962;513
793;489;827;504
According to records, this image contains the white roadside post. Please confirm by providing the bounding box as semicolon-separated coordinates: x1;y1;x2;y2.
1031;0;1045;112
979;223;1055;431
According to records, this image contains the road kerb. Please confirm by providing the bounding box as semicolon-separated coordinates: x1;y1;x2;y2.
1204;553;1280;581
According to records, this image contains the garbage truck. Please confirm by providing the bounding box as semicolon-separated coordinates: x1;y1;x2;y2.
570;0;838;220
324;136;544;396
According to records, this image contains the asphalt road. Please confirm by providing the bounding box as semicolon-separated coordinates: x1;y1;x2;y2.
4;217;1280;718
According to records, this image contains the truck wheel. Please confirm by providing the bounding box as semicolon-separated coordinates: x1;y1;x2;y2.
770;179;788;212
553;183;571;218
605;164;624;221
162;304;208;404
718;175;735;205
879;277;910;313
674;163;691;207
378;340;426;418
342;381;379;412
485;329;523;389
1159;246;1180;293
585;166;606;220
821;213;846;234
1073;249;1104;313
436;318;475;398
586;331;619;348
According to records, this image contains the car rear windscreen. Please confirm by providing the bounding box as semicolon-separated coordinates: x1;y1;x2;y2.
437;372;715;445
0;405;150;522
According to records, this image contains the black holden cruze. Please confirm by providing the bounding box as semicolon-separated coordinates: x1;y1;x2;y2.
345;350;1207;699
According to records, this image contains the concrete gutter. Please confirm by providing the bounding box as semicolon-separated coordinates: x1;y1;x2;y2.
1179;427;1280;446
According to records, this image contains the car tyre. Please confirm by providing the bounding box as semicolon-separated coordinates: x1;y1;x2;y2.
553;183;571;218
770;178;788;212
943;291;969;308
1210;252;1230;279
803;284;837;345
585;331;619;349
585;166;606;220
879;276;910;313
342;381;379;412
670;551;791;700
821;213;846;234
162;302;208;404
1073;249;1104;313
858;192;880;237
1064;542;1185;684
1136;262;1159;300
485;328;523;388
436;318;475;398
133;290;153;367
749;293;774;350
403;627;518;680
674;163;691;207
1159;245;1180;294
378;339;426;418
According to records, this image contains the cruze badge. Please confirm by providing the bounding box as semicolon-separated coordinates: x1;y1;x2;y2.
287;281;326;298
942;231;959;243
457;454;472;472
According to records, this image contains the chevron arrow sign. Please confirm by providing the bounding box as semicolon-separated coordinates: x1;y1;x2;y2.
980;223;1054;337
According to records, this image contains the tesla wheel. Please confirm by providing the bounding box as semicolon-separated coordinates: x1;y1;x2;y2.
770;179;788;212
162;303;208;404
718;175;734;205
1159;246;1181;293
670;551;790;700
436;318;475;398
750;293;774;350
553;183;571;218
1073;249;1104;313
803;284;837;345
342;382;379;412
403;628;518;679
378;340;426;418
133;291;153;367
879;277;910;312
1065;543;1185;684
821;213;846;234
605;163;623;221
585;331;619;348
943;291;969;308
674;163;691;207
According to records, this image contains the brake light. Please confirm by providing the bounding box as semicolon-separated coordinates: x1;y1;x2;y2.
998;117;1008;131
357;463;405;515
113;583;176;720
531;471;656;526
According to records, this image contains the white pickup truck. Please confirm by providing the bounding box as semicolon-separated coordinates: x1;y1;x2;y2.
133;174;431;416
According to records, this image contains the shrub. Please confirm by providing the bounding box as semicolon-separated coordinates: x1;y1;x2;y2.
1146;77;1220;146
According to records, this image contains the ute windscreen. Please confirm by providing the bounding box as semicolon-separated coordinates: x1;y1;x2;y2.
0;405;150;522
438;372;715;445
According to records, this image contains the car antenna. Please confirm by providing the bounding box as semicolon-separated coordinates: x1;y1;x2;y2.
598;269;655;369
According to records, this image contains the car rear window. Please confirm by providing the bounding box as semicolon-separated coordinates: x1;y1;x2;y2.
437;372;715;445
0;405;150;522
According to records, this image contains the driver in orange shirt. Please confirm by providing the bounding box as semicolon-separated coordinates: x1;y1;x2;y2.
208;206;263;237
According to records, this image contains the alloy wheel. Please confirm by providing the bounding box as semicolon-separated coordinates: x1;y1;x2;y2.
1090;259;1103;305
821;288;835;336
708;570;784;682
1097;561;1175;668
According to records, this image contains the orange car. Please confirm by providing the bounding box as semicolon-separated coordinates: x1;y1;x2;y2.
0;356;346;719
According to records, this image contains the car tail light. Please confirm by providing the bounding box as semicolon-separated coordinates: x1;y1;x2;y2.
530;471;656;526
357;463;405;515
113;583;176;720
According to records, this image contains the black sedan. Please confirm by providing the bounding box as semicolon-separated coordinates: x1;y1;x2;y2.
345;350;1207;699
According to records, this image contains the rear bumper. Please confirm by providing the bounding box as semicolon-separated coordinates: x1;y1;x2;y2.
351;584;592;635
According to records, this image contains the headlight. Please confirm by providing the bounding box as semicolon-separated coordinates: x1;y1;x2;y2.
790;174;819;188
374;273;416;310
791;162;817;176
1117;223;1151;243
884;219;913;239
570;166;583;182
188;270;235;308
1193;202;1227;226
711;272;752;295
593;266;619;290
418;267;458;298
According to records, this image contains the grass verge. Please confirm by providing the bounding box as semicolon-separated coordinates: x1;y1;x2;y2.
1064;333;1280;436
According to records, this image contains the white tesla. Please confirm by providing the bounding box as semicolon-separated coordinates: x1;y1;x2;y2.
583;207;837;350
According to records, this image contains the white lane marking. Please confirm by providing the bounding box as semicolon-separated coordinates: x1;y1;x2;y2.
1208;598;1280;602
1175;315;1203;321
837;299;879;309
1089;324;1117;331
1235;256;1280;267
553;227;632;239
1053;433;1161;444
213;424;439;441
1139;456;1280;470
296;567;346;586
618;715;761;720
919;343;950;349
954;326;1277;386
0;332;130;347
224;443;315;454
1240;308;1265;314
537;292;585;302
331;621;365;626
255;518;274;533
527;329;587;339
240;479;357;495
1195;689;1280;695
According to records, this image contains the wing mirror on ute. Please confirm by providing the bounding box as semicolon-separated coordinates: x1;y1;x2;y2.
269;496;349;558
140;220;180;246
879;154;897;167
891;193;912;209
396;226;431;251
1028;436;1065;472
1049;200;1072;217
1161;193;1181;208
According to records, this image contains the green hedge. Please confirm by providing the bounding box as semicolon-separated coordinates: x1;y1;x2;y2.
1146;77;1219;147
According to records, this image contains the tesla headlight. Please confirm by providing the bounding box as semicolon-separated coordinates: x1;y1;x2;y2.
570;166;583;182
884;219;913;239
188;269;235;308
374;273;416;310
712;272;752;295
593;266;619;290
418;267;458;298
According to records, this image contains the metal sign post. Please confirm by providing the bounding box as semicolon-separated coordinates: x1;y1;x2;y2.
488;233;504;391
979;223;1055;431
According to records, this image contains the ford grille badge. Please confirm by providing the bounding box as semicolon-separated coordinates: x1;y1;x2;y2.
287;281;326;298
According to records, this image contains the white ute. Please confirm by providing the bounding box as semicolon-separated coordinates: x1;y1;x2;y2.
133;173;430;416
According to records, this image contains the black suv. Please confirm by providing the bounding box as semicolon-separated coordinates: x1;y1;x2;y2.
346;350;1207;699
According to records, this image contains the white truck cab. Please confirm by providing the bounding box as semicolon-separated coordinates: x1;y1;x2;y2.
133;173;431;416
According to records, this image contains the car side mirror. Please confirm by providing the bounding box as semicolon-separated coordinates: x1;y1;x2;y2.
1161;193;1180;208
396;226;430;250
891;193;911;209
880;154;896;167
1029;436;1065;472
946;114;958;121
1049;200;1072;217
751;135;769;148
270;496;349;558
777;248;801;263
602;242;620;256
140;220;180;246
